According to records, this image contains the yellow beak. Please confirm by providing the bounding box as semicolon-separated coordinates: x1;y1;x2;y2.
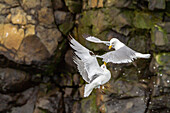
109;45;112;49
104;62;107;66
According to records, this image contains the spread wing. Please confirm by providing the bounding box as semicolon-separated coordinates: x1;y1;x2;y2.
82;34;110;47
99;46;137;64
68;35;103;80
73;56;90;83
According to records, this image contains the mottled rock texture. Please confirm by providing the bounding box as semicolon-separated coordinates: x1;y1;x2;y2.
0;0;169;113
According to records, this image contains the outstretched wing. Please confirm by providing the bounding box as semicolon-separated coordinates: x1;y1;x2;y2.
99;46;137;64
68;35;102;80
73;56;90;83
82;34;110;46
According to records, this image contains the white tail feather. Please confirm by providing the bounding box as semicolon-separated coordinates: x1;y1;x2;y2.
135;53;151;59
84;84;93;97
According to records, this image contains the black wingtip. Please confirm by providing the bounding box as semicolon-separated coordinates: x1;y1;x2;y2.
67;34;73;42
82;33;90;39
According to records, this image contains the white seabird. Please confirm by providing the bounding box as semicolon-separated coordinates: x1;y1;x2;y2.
82;34;151;64
68;35;111;97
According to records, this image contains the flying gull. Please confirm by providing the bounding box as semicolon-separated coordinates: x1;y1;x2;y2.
68;35;111;97
82;34;151;64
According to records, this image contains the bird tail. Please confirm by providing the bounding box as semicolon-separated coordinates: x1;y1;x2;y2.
135;53;151;59
84;84;93;97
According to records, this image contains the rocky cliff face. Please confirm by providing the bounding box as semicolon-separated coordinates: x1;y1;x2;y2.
0;0;169;113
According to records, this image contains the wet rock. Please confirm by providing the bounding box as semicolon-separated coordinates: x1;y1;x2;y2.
104;0;132;8
19;0;41;10
25;24;35;37
133;12;161;29
57;73;73;86
59;21;74;35
83;0;104;9
65;49;75;68
149;53;170;96
0;68;30;93
148;0;166;10
52;0;63;10
54;11;73;25
15;35;50;64
128;34;149;53
34;89;63;113
38;8;54;25
81;93;98;113
151;25;168;48
106;80;145;98
4;0;19;6
0;3;10;14
64;0;82;13
11;87;38;113
36;25;62;54
0;24;24;51
64;98;80;113
0;93;14;112
73;73;80;85
0;0;62;65
11;7;27;25
148;95;170;112
40;0;52;7
101;97;146;113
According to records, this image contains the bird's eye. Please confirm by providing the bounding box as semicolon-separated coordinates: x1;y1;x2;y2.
111;42;114;45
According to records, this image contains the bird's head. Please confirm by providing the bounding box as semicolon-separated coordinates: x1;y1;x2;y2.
100;64;107;70
109;38;120;49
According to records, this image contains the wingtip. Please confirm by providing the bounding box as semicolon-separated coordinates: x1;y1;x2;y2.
67;34;73;41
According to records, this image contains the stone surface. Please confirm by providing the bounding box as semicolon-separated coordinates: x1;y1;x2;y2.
36;25;61;54
38;8;54;25
54;11;73;25
11;87;38;113
104;0;132;8
102;97;146;113
34;88;63;113
15;35;50;64
52;0;63;10
20;0;41;10
148;0;166;10
83;0;104;9
0;0;62;65
0;68;30;93
11;7;27;25
64;0;82;13
0;93;14;112
0;24;24;51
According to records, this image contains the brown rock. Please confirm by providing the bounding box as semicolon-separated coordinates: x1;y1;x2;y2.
20;0;40;10
11;87;38;113
11;7;27;25
15;35;50;64
0;68;30;93
0;93;13;111
38;8;54;25
54;11;73;25
41;0;52;7
0;24;24;51
25;24;35;37
0;3;10;14
65;49;75;67
36;25;62;55
4;0;19;6
34;89;63;113
52;0;63;10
